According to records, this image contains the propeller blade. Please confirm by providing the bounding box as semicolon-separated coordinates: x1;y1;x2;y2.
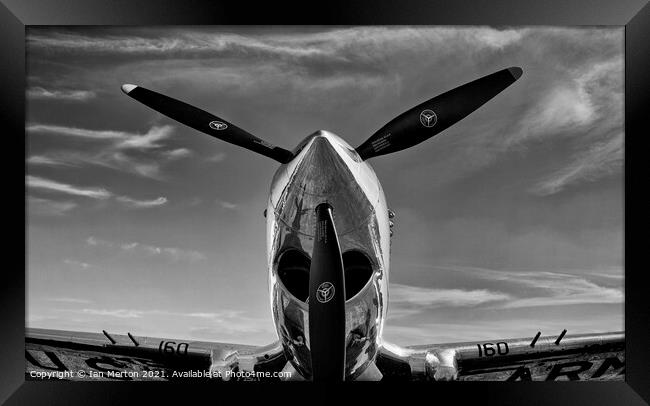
121;84;294;164
308;203;346;382
356;67;523;160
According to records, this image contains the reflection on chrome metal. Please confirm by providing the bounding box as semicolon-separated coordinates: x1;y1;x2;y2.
209;341;285;380
425;349;458;380
238;340;285;372
209;348;239;381
266;131;390;380
272;270;382;380
355;362;383;381
378;331;624;381
377;343;458;381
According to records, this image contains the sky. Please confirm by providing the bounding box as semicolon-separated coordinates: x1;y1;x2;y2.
26;26;624;346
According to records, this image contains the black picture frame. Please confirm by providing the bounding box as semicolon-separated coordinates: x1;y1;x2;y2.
4;0;648;404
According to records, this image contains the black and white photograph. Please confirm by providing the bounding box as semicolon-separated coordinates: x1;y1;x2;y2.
25;25;625;382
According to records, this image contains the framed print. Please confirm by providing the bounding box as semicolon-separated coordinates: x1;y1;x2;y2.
3;0;648;404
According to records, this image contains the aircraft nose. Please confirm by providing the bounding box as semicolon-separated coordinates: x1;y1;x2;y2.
276;130;376;237
306;133;338;160
301;135;345;193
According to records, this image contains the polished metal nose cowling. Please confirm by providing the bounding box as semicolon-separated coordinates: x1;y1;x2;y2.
267;132;386;380
273;133;375;238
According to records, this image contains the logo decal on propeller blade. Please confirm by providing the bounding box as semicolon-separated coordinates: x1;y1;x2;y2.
419;109;437;128
316;282;335;303
209;121;228;131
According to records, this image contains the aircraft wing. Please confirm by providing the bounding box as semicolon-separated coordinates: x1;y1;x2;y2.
26;328;286;381
377;331;624;381
28;328;625;381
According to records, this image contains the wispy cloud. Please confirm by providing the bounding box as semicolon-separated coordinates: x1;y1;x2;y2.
27;151;160;179
518;85;596;139
27;175;169;211
387;284;511;320
389;283;510;317
27;155;76;166
206;152;226;163
80;308;144;318
386;264;622;325
63;259;93;270
127;243;206;262
26;175;111;199
26;125;186;180
510;59;624;195
115;126;173;150
108;152;163;178
27;27;526;58
448;265;623;309
46;297;93;304
25;27;529;99
498;272;623;308
27;86;96;101
27;124;134;141
592;272;624;280
161;148;192;160
86;236;109;247
67;307;245;320
27;196;77;215
216;199;238;210
530;132;623;196
517;60;622;140
116;196;168;209
87;236;206;262
27;124;173;150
